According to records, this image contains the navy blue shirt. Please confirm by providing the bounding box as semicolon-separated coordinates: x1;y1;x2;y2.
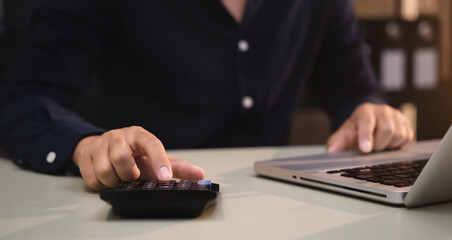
0;0;382;175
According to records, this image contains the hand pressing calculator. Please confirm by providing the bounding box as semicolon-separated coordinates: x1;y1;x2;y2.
100;180;219;218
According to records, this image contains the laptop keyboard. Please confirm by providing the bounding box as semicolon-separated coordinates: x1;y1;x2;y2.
326;159;429;188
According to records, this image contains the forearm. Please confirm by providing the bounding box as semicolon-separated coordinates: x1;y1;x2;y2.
308;0;384;130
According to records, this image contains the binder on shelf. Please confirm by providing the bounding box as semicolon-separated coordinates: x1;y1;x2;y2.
411;19;439;90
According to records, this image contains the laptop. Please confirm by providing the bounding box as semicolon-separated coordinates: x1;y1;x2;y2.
254;125;452;207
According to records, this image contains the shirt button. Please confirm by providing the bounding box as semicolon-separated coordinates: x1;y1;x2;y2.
17;159;24;165
46;151;56;164
242;96;254;109
238;39;249;52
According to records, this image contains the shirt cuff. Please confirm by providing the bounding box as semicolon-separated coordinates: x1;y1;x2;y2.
17;120;105;175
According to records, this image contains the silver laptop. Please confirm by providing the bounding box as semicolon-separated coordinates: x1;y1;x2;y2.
254;125;452;207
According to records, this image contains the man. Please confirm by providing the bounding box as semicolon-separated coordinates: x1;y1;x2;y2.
0;0;413;191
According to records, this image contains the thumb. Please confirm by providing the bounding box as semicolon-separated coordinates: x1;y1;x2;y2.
168;155;206;181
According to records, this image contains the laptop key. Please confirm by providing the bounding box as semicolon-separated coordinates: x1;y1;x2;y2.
381;176;398;180
354;174;378;180
366;177;383;183
397;175;413;179
394;182;413;188
340;173;353;177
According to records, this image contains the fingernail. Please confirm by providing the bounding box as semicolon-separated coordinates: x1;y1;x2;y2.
158;166;171;180
360;139;372;153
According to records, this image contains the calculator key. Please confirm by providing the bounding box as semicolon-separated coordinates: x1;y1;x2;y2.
158;180;176;189
197;185;209;190
177;180;193;190
123;182;139;190
197;180;211;185
141;181;158;189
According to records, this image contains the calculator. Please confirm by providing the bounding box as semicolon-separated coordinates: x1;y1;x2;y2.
100;180;220;218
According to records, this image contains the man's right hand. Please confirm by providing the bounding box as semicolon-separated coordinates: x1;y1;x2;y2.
72;126;205;191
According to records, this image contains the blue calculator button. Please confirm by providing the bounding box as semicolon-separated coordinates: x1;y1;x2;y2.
197;180;211;185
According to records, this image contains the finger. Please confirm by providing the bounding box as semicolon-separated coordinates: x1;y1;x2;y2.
108;131;141;182
327;132;348;153
356;109;376;153
78;153;106;191
407;120;415;143
127;126;172;181
373;108;396;151
400;119;414;147
135;155;157;180
92;139;121;188
168;155;205;180
387;112;408;149
327;120;356;153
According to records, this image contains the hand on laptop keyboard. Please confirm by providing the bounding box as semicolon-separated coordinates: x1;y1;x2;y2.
327;103;414;154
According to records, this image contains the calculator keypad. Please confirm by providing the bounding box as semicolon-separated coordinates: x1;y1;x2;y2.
123;180;212;191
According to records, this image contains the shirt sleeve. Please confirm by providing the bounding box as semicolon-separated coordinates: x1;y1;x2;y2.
308;0;384;131
0;0;116;175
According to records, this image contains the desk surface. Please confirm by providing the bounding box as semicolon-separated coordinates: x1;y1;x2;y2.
1;145;452;240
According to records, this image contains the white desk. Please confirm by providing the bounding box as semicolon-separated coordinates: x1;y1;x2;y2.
1;145;452;240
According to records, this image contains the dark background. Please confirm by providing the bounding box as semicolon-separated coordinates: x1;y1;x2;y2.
1;0;451;145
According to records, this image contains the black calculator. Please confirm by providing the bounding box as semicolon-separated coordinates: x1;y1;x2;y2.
100;180;220;218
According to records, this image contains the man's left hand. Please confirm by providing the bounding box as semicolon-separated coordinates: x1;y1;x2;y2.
327;103;414;153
